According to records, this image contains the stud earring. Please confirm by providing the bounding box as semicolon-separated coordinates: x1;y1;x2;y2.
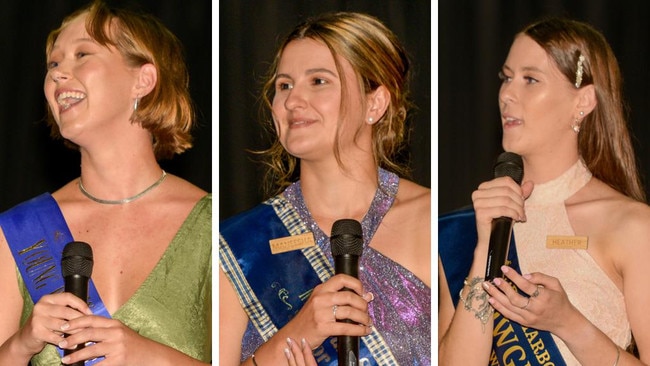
368;117;374;123
134;96;140;111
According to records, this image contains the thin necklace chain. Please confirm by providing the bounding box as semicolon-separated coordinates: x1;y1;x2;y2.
78;170;167;205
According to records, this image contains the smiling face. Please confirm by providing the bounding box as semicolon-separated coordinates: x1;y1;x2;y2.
271;38;371;163
44;12;141;144
498;34;582;158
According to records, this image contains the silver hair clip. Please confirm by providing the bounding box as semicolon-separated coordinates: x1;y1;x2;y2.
575;54;585;88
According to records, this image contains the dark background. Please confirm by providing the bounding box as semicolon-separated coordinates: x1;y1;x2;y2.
0;0;212;212
219;0;432;219
439;1;650;214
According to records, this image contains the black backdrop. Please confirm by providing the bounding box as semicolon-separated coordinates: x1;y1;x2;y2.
0;0;212;212
219;0;432;220
439;0;650;214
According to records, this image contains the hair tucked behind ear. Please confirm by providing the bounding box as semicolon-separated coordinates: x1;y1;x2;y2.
45;0;195;160
523;17;645;202
257;12;414;197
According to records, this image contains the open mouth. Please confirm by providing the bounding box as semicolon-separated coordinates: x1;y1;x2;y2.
57;91;86;111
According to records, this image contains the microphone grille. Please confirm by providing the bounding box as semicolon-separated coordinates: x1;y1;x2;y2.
330;219;363;256
494;152;524;185
62;241;94;278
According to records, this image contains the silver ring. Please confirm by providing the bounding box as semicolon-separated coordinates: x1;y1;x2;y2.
332;305;338;321
520;297;531;310
531;285;542;298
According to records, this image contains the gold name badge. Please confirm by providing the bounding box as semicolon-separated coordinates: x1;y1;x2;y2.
269;232;316;254
546;235;588;250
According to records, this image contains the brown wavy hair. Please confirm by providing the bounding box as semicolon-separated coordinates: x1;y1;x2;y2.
258;12;413;197
523;17;645;202
45;0;194;160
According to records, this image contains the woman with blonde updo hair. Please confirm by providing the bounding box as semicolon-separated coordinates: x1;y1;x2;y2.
220;11;430;366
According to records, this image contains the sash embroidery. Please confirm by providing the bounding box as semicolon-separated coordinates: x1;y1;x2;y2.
439;207;567;366
0;193;111;365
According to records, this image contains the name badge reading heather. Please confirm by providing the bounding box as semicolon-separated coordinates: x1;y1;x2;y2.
269;232;316;254
546;235;588;250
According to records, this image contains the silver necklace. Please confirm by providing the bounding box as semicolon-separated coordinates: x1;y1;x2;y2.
78;170;167;205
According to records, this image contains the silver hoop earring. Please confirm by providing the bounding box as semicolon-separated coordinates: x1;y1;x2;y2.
134;97;140;111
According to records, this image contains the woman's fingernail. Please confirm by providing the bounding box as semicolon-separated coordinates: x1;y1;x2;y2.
301;338;307;350
365;292;375;302
284;348;291;359
482;282;490;290
61;356;70;364
286;337;293;347
60;323;70;331
501;265;509;273
59;340;68;348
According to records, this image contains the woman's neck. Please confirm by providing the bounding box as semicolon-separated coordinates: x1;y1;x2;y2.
299;160;379;223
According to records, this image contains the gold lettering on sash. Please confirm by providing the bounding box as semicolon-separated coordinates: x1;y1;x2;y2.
492;319;560;365
269;232;316;254
493;317;519;347
18;239;45;255
546;235;588;250
18;239;62;293
503;345;528;364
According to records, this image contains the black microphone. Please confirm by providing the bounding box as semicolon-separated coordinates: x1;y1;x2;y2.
485;152;524;281
61;241;94;366
330;219;363;366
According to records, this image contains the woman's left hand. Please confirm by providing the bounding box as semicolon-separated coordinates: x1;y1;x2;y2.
284;338;317;366
58;315;152;365
483;265;580;334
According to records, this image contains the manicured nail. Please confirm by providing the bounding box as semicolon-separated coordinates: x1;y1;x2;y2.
286;337;293;347
365;292;375;302
284;348;291;359
501;266;509;273
61;356;70;364
482;282;490;290
301;338;307;350
493;278;502;286
60;322;70;331
59;340;68;348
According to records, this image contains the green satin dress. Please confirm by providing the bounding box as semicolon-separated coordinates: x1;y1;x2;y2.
19;195;212;365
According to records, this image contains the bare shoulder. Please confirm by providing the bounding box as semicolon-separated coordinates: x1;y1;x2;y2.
569;178;650;267
394;179;431;216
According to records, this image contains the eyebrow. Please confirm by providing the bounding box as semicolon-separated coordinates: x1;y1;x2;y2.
502;64;544;73
50;37;97;51
276;67;338;80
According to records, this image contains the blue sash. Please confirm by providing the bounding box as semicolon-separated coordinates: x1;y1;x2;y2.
439;207;567;366
220;196;395;365
0;193;110;365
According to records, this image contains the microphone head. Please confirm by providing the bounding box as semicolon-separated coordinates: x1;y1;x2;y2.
62;241;94;278
494;152;524;185
330;219;363;257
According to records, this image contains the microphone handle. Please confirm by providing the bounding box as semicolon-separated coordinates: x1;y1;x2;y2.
334;254;359;365
485;217;514;281
63;275;89;366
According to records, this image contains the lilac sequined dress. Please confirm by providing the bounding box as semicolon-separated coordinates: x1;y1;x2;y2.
238;169;431;365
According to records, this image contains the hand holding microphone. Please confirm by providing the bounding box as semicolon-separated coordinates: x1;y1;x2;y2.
61;241;94;366
330;219;363;366
484;152;524;281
